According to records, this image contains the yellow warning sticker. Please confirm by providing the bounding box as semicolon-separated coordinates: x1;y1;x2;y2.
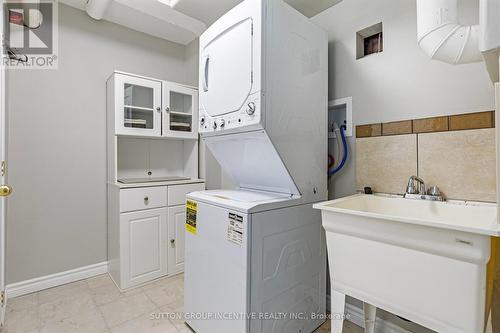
186;200;197;235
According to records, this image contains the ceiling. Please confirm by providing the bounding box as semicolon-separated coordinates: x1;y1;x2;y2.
174;0;243;26
60;0;343;45
175;0;343;25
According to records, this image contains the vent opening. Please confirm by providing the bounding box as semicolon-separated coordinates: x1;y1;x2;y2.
356;23;383;59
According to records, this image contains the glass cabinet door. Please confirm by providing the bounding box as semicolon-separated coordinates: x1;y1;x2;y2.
163;83;198;139
115;74;162;137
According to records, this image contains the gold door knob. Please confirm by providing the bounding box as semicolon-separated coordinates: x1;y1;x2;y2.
0;185;12;197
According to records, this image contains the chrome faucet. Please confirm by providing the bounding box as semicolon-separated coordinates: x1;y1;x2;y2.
404;176;445;201
406;176;425;195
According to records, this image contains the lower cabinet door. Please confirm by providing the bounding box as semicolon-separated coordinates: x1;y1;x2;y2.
121;208;168;288
168;205;186;275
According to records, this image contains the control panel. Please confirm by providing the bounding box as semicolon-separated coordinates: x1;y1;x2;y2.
199;94;261;135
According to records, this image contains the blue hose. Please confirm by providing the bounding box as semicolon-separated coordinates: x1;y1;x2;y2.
329;125;348;177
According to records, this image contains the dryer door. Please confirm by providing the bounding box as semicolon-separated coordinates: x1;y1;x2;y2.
200;18;253;117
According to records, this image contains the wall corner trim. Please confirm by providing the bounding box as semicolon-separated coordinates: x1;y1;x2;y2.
5;262;108;298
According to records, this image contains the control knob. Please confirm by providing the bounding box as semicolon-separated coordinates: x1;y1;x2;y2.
200;117;205;126
213;122;217;130
220;119;225;128
246;102;256;115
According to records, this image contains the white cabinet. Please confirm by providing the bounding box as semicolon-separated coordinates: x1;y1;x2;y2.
163;82;198;139
120;186;168;213
107;71;205;290
108;182;205;290
121;208;168;289
108;72;199;139
168;183;206;206
168;205;186;275
113;73;163;137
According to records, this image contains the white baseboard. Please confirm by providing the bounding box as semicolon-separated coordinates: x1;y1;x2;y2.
6;262;108;298
327;295;411;333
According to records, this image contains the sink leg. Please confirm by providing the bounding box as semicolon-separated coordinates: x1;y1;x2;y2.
363;302;376;333
331;290;346;333
485;309;493;333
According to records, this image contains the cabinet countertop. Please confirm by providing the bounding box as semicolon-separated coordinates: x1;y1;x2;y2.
109;178;205;189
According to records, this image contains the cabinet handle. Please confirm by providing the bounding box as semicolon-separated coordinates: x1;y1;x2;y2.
156;107;161;113
144;196;149;202
170;239;175;246
165;106;170;112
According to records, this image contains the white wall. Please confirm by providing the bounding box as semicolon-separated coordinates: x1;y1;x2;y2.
6;4;194;284
312;0;495;199
185;38;200;86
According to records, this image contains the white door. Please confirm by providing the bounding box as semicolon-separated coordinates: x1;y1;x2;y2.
167;205;186;275
115;73;162;137
121;208;168;289
0;2;10;325
162;83;198;139
200;18;254;117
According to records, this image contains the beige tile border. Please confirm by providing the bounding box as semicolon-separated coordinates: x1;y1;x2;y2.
449;111;494;131
356;124;381;138
356;110;495;138
413;116;449;133
381;120;412;136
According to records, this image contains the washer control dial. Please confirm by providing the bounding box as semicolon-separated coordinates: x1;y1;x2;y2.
246;102;256;115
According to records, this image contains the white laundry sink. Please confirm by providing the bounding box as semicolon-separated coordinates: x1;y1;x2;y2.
314;194;499;333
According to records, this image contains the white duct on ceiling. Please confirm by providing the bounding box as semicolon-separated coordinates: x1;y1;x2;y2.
479;0;500;82
417;0;483;65
86;0;112;20
479;0;500;52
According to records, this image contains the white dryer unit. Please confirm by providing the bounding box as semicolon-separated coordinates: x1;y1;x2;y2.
199;0;263;132
198;0;328;204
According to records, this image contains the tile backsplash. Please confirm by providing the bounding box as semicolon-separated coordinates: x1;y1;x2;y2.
356;135;417;194
355;111;497;202
418;129;496;202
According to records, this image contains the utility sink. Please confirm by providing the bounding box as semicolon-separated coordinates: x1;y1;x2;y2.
317;194;500;236
314;194;499;333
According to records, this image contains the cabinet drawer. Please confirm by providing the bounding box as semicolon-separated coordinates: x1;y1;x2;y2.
120;187;167;213
168;183;205;206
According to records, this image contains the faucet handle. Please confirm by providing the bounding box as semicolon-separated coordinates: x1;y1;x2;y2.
427;186;441;196
406;183;418;194
406;177;418;194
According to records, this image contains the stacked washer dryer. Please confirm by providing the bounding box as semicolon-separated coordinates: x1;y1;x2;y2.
184;0;328;332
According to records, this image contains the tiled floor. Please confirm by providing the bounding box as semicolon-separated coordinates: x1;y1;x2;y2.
4;273;363;333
